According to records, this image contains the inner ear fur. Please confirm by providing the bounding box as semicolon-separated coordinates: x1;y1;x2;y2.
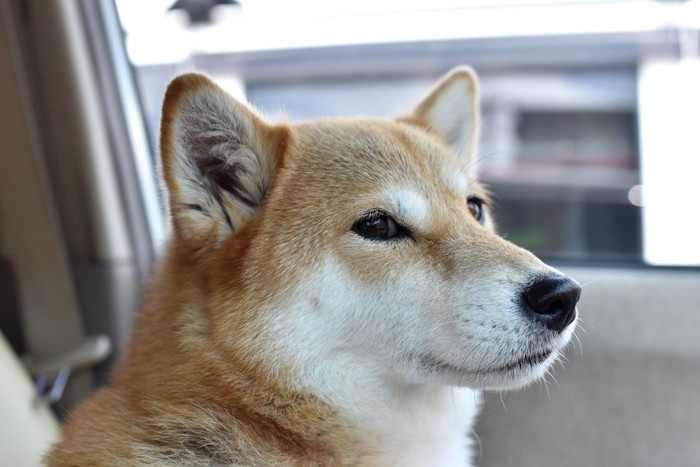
160;73;290;245
400;66;481;165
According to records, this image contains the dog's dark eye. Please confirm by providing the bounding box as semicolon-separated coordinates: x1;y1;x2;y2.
352;212;407;240
467;196;485;224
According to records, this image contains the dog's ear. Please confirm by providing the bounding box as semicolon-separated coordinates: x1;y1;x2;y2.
401;66;480;165
160;73;289;244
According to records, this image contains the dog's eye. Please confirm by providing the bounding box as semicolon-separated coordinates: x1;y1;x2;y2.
352;212;407;240
467;196;485;224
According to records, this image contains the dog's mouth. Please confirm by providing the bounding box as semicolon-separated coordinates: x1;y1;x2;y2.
415;347;555;377
488;349;554;374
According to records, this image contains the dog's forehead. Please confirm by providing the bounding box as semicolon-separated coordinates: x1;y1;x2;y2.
291;119;472;194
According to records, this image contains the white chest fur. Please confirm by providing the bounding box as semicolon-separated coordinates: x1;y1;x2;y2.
357;385;482;467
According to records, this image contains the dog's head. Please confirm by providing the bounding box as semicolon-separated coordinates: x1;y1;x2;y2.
159;68;580;391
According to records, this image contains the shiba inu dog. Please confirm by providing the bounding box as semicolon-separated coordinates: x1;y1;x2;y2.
46;67;580;466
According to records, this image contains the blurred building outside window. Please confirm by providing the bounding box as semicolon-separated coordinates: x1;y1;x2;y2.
113;0;700;266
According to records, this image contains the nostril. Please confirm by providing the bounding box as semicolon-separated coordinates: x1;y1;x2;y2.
524;275;581;332
545;299;564;315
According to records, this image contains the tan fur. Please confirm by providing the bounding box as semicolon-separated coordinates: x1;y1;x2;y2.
46;68;576;466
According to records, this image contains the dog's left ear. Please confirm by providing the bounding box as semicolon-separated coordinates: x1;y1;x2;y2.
401;66;480;164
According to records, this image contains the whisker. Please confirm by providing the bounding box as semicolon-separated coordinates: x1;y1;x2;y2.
571;330;584;356
540;372;552;400
578;275;603;288
499;392;509;412
548;368;561;389
470;426;483;465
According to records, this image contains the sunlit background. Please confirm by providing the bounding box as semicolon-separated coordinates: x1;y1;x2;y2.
112;0;700;267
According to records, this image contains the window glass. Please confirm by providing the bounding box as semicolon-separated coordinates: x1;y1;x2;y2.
115;0;700;266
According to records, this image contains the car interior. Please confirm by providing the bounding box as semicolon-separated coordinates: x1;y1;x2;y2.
1;1;699;465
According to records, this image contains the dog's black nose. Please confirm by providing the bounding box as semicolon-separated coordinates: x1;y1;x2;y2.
523;275;581;333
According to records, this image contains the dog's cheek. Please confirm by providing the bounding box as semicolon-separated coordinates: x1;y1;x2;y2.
320;252;430;345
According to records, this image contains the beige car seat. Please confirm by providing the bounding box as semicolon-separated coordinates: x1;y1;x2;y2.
0;332;59;467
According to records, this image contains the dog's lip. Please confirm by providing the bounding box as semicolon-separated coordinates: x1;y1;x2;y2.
490;349;554;373
416;348;555;376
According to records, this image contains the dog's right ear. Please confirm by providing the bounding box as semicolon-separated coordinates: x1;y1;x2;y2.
160;73;289;245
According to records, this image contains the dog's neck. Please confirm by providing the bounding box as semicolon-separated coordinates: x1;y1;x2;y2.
355;383;481;466
287;351;482;466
